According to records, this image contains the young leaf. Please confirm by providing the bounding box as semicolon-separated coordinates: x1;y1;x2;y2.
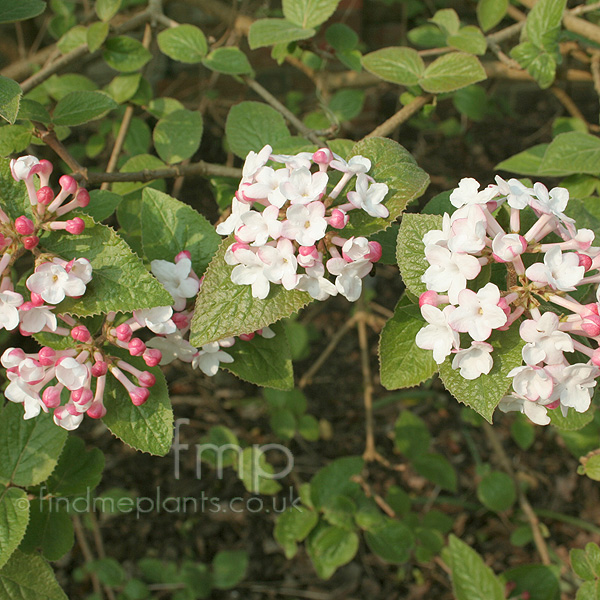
189;237;311;347
282;0;340;29
275;506;319;559
52;90;117;126
103;36;152;72
153;109;203;164
95;0;122;22
0;403;67;487
0;550;68;600
225;101;290;159
17;99;51;124
477;0;508;32
362;47;425;86
379;302;437;390
0;486;29;569
447;26;487;55
420;53;487;93
0;0;46;24
0;76;22;124
344;137;430;236
306;523;359;580
105;72;142;104
157;24;208;63
248;19;315;50
41;216;173;316
365;519;414;563
525;0;566;50
202;47;254;75
141;187;220;275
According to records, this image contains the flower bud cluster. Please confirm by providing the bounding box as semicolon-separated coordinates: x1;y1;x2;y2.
217;145;385;302
415;176;600;425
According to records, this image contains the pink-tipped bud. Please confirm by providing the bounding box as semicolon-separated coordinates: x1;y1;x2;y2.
91;360;108;377
487;201;499;212
328;209;347;229
66;402;80;416
115;323;132;342
498;297;511;318
76;188;90;207
23;235;39;249
239;332;255;341
230;241;250;254
19;301;34;312
137;371;156;388
71;325;91;343
592;348;600;367
15;216;34;235
582;315;600;337
66;217;85;235
546;400;560;410
38;159;53;177
172;313;190;329
419;291;439;308
38;346;56;366
59;174;77;194
128;338;146;356
30;292;44;307
175;250;191;262
313;148;333;164
577;253;593;271
71;387;93;405
37;186;54;205
143;348;162;367
299;245;317;257
366;241;382;263
586;303;600;316
87;401;107;419
42;386;62;408
130;387;150;406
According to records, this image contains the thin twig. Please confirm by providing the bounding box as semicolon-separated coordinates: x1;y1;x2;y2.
362;95;432;140
352;474;396;518
357;300;376;461
34;124;88;177
88;512;116;600
551;85;600;132
73;515;103;599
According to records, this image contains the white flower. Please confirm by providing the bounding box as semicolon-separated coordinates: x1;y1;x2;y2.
229;247;271;299
5;372;45;419
552;363;599;413
342;237;370;261
329;154;371;174
10;155;40;181
242;166;289;208
531;182;571;220
236;205;282;246
347;174;389;218
241;145;272;182
0;290;23;330
20;304;57;334
447;205;487;254
421;245;481;304
1;347;26;369
452;342;493;379
508;365;554;402
55;357;89;391
520;312;574;366
192;341;234;376
18;358;45;384
134;306;176;335
53;406;84;430
525;247;584;291
270;152;313;170
493;176;534;210
282;202;328;246
67;258;93;284
326;257;372;301
146;333;197;364
497;395;551;426
281;167;328;205
416;304;459;364
448;283;507;341
151;258;200;311
449;177;497;208
216;197;252;236
258;239;298;290
492;233;527;262
26;263;86;304
422;213;452;247
296;259;338;301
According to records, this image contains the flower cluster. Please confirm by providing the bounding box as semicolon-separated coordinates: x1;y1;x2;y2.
217;145;385;302
415;176;600;425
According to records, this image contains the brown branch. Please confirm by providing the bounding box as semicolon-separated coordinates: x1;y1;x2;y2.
73;515;103;599
34;124;88;178
362;95;432;140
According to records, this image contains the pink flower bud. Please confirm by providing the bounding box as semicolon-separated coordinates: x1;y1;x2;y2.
59;175;77;194
91;360;108;377
172;313;190;329
37;186;54;205
71;387;93;404
128;338;146;356
38;347;56;366
66;217;85;235
66;402;80;416
239;332;255;341
592;348;600;367
23;236;39;249
546;400;560;410
38;159;53;178
143;348;162;367
76;189;90;207
313;148;333;164
582;315;600;337
115;324;132;342
19;301;34;312
130;387;150;406
498;297;511;318
366;241;382;263
419;291;439;308
299;245;317;257
30;292;44;307
577;253;593;271
137;371;156;388
87;401;107;419
71;325;91;343
42;386;62;408
586;303;600;316
15;216;34;235
328;209;347;229
175;250;191;262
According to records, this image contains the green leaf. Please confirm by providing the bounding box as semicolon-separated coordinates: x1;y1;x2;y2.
248;19;315;50
439;326;524;423
328;89;364;122
0;550;68;599
237;447;281;494
0;0;46;24
430;9;460;35
365;519;414;564
57;25;87;54
394;411;431;458
580;453;600;482
0;124;33;156
157;24;208;63
412;453;457;491
45;73;97;100
550;405;595;430
19;500;73;561
539;132;600;177
275;506;319;559
103;36;152;72
269;408;296;439
41;216;173;316
577;581;600;600
448;535;504;600
310;456;363;510
212;550;248;590
52;90;117;126
189;237;311;347
396;213;443;297
112;154;166;196
0;77;22;124
298;414;319;441
0;158;32;219
0;403;67;488
306;524;359;579
84;189;122;222
502;565;560;600
420;53;487;93
17;99;51;124
495;143;548;176
225;101;290;159
95;0;121;21
380;302;437;390
141;187;220;274
283;0;339;29
153;109;203;164
477;0;508;32
345;137;430;236
87;21;109;52
326;23;358;52
447;26;487;55
526;0;566;49
226;321;294;390
105;72;142;104
102;356;173;456
202;47;253;75
362;47;425;86
572;547;598;581
477;471;516;512
511;415;535;450
0;487;29;569
147;97;185;119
